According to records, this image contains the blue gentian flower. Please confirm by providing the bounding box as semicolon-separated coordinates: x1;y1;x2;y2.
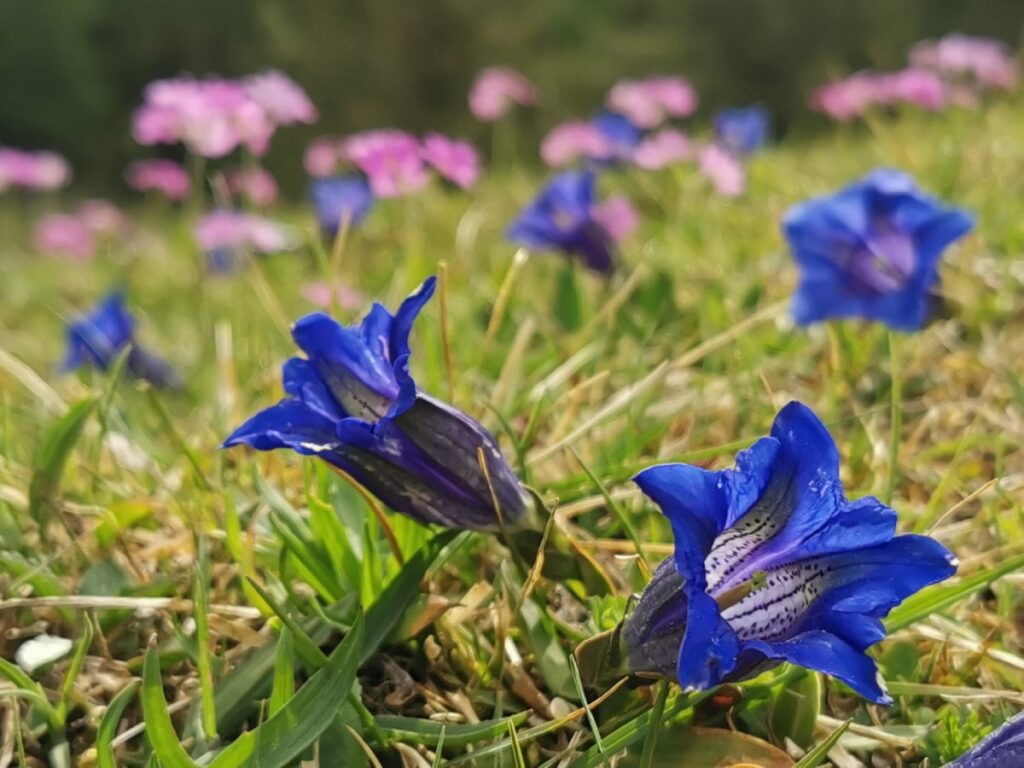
223;277;533;532
714;105;770;156
949;711;1024;767
62;293;181;389
507;170;620;274
591;110;644;160
617;402;956;703
310;174;374;235
783;169;973;331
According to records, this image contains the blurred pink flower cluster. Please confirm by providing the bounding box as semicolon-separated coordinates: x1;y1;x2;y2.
304;130;480;195
0;147;71;192
811;69;949;121
132;70;316;158
125;159;190;200
34;200;128;261
224;166;279;207
811;34;1017;121
910;34;1017;91
469;68;537;121
194;210;297;254
606;76;698;128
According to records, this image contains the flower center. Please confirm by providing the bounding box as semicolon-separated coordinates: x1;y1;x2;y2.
845;227;916;294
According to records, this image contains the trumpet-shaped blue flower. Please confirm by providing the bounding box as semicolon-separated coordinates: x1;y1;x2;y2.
620;402;956;703
223;277;532;532
310;174;374;235
783;169;973;331
62;293;181;389
714;105;770;156
508;170;624;274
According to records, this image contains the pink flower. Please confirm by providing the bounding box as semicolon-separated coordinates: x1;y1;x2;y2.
124;159;191;200
698;145;745;197
244;70;318;125
0;148;71;192
225;166;279;206
343;130;429;198
910;34;1018;91
591;195;639;242
420;133;480;189
880;68;948;111
194;210;296;253
540;121;615;167
469;67;537;121
632;128;694;169
300;281;365;310
132;76;276;158
606;76;698;129
809;72;885;121
78;199;129;236
305;137;346;177
34;214;95;261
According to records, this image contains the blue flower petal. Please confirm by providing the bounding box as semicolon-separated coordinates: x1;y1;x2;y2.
222;398;340;455
291;312;398;418
335;414;502;530
310;174;373;234
390;276;437;362
744;631;892;704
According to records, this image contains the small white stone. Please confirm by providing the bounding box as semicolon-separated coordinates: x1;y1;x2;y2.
15;634;74;673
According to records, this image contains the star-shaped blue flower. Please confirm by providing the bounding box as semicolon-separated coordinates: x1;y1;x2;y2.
62;293;181;389
714;105;770;156
622;401;956;704
507;170;619;273
310;174;374;235
783;169;973;331
223;277;531;532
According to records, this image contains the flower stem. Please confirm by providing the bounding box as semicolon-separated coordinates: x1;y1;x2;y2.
885;331;902;505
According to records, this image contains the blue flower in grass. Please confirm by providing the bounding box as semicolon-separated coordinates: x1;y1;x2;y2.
783;169;973;331
62;293;181;389
223;277;532;532
310;174;374;235
508;170;624;274
714;105;770;156
614;402;956;703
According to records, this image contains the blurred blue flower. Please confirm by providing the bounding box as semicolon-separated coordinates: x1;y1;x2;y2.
62;293;181;389
714;105;770;156
591;110;644;160
949;711;1024;767
310;174;374;235
223;277;532;532
783;169;973;331
507;170;621;273
621;401;956;703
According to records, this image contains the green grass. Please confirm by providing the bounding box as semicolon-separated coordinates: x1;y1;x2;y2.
2;99;1024;766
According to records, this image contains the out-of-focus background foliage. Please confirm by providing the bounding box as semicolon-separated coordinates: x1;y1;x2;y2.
2;0;1021;192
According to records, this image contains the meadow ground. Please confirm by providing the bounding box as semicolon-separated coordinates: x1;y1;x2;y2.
1;99;1024;766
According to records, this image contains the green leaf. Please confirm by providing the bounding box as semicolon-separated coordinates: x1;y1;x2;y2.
97;681;139;768
208;612;365;768
885;554;1024;632
621;725;794;767
57;619;94;724
374;711;531;747
28;397;96;524
769;669;821;748
193;540;218;740
361;529;460;665
269;627;295;717
793;719;850;768
554;260;582;331
140;647;200;767
0;656;61;730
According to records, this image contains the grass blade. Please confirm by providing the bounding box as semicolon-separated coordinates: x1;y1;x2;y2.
140;647;199;767
793;719;851;768
97;681;139;768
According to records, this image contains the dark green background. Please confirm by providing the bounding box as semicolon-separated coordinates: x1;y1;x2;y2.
1;0;1020;193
